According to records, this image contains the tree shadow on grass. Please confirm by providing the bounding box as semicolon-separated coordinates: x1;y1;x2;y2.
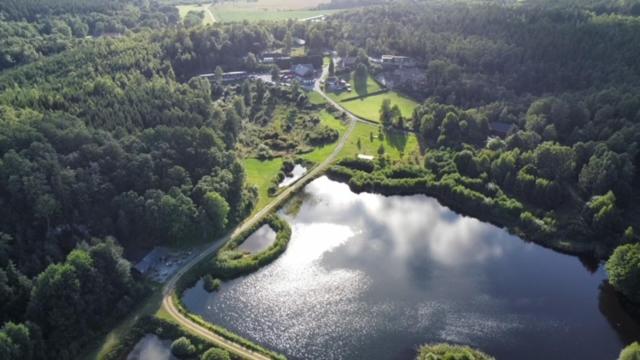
385;128;408;154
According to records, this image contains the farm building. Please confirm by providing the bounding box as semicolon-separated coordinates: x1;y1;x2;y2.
292;63;315;78
381;55;416;69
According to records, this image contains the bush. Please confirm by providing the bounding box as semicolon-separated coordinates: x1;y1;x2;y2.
619;342;640;360
203;275;222;292
606;243;640;302
417;343;494;360
201;347;231;360
171;337;196;358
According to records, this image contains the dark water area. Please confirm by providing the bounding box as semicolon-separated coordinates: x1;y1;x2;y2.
183;176;640;360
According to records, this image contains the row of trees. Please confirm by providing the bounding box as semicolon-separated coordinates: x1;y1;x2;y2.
0;0;180;72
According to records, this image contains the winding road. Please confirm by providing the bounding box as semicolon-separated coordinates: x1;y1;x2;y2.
160;65;360;359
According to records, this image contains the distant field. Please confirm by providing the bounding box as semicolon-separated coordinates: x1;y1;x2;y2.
243;157;283;213
176;4;215;25
340;92;419;122
212;8;341;22
338;122;420;161
212;0;331;10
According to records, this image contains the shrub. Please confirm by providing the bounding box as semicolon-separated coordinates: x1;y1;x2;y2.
619;342;640;360
606;243;640;302
171;337;196;358
201;347;231;360
417;343;494;360
203;275;222;292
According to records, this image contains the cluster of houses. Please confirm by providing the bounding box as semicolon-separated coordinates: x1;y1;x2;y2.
323;76;351;92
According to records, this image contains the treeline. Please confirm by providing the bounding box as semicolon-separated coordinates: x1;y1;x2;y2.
0;239;145;359
0;0;179;72
312;1;640;106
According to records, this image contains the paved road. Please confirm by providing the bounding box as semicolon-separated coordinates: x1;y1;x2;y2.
161;65;358;360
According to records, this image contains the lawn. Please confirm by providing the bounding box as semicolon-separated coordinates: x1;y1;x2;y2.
340;91;419;122
307;90;327;105
176;4;216;25
328;73;383;102
243;157;283;213
338;122;420;161
301;111;347;163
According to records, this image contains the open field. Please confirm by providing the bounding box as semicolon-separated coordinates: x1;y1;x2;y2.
243;157;283;213
338;122;420;161
213;0;332;10
211;7;341;22
177;4;216;25
340;91;419;122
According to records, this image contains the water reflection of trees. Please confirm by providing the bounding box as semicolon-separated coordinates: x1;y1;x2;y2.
599;281;640;345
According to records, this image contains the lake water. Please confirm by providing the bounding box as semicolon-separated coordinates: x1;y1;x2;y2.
237;224;277;253
183;176;639;360
278;164;307;188
127;334;175;360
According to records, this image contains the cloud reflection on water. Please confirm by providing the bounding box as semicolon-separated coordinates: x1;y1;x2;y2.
182;176;624;360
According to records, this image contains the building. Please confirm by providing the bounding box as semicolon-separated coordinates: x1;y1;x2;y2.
381;55;415;69
133;247;169;275
198;71;248;83
292;63;315;78
326;76;350;92
489;122;515;137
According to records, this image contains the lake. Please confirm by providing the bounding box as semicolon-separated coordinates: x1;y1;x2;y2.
278;164;307;188
183;176;639;360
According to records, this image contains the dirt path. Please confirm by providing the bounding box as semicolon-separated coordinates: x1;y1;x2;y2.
161;64;357;359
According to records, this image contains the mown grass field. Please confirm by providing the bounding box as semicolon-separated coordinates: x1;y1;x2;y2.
301;111;347;163
338;122;420;161
327;73;419;122
340;92;419;122
328;73;383;102
176;4;215;25
243;157;283;213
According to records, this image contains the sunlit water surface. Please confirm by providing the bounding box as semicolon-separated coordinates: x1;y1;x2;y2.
183;176;638;360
